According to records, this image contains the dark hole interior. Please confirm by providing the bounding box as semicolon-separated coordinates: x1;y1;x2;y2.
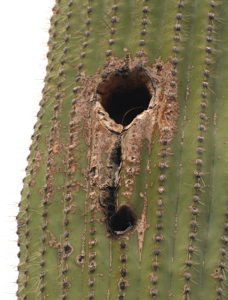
109;205;137;236
110;143;122;166
97;69;152;126
105;86;151;126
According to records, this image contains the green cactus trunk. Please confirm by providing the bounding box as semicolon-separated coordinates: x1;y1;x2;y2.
17;1;228;299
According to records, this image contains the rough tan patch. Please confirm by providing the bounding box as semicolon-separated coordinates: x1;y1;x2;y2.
72;54;178;238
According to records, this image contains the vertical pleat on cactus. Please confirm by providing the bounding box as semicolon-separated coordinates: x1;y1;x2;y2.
17;1;228;299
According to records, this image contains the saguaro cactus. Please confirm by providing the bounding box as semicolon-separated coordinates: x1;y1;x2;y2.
17;1;228;299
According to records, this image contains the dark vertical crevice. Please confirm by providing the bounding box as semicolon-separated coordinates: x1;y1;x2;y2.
107;138;122;188
99;138;137;237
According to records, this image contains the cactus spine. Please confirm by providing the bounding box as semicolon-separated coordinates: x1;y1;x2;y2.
17;1;228;299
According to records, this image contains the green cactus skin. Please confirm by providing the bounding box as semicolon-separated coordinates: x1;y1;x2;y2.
17;1;228;299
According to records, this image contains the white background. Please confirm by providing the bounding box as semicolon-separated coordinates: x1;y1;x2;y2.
0;0;54;298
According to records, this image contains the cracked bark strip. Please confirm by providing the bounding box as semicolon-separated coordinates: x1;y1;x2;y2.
73;55;178;238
